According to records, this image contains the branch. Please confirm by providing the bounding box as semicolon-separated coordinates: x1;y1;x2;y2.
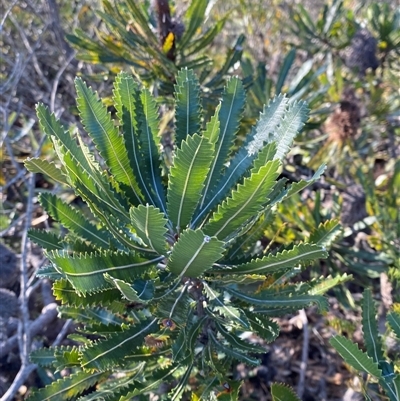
0;303;58;359
297;309;309;399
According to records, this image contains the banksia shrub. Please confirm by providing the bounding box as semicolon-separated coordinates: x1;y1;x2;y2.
25;69;345;400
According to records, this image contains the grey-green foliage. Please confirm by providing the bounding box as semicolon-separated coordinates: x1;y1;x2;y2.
25;69;346;400
330;289;400;401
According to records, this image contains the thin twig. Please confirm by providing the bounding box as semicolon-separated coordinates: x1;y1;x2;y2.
50;51;76;113
46;0;74;57
2;134;23;173
297;309;309;399
9;15;52;93
0;303;58;359
53;320;73;346
0;363;37;401
0;213;26;238
0;0;19;31
1;172;36;401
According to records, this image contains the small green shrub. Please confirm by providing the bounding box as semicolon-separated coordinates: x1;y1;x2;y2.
67;0;243;100
25;69;347;400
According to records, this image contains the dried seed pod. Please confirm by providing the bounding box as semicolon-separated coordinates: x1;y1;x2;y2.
342;28;379;76
324;88;361;143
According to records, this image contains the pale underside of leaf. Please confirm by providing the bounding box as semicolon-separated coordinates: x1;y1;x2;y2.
24;158;68;185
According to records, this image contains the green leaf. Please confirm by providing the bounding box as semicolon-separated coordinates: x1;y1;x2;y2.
24;158;68;185
280;164;326;202
309;219;342;248
171;316;206;363
271;383;301;401
28;229;63;251
47;250;162;294
215;322;266;354
276;48;296;94
179;0;208;49
203;283;250;329
124;0;159;48
385;375;400;401
58;306;123;326
39;193;113;249
80;318;158;371
76;366;145;401
209;330;260;366
172;327;188;362
124;365;181;398
74;77;143;204
155;287;193;327
200;77;246;210
204;159;280;239
61;146;130;224
97;213;147;253
54;346;81;371
193;95;289;226
35;104;130;223
202;104;221;145
167;229;224;278
27;371;107;401
362;289;385;365
185;17;226;57
130;205;168;254
35;103;73;164
186;316;207;360
228;288;329;312
52;279;123;308
219;243;327;275
308;273;352;295
136;88;167;215
387;312;400;339
30;348;56;367
37;265;64;280
174;69;201;146
113;72;158;209
104;274;153;303
242;311;280;343
167;134;214;231
103;274;141;302
330;335;382;378
170;363;194;401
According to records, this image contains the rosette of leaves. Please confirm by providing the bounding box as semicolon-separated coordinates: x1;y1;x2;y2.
25;69;344;401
